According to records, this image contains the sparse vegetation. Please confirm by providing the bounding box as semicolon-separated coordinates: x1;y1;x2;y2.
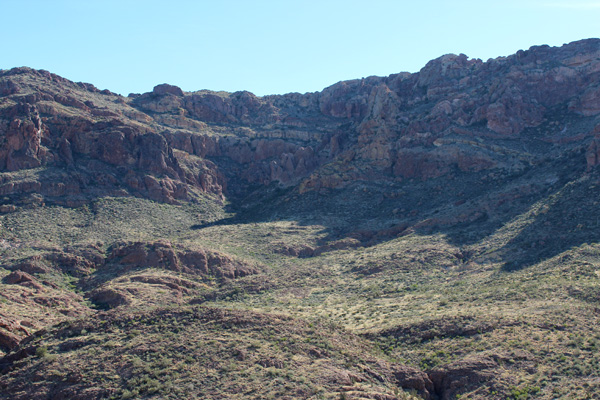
3;41;600;399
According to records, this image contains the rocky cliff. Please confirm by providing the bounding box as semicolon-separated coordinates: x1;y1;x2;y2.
2;39;600;210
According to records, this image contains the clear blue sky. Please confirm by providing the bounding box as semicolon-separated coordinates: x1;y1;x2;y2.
2;0;599;96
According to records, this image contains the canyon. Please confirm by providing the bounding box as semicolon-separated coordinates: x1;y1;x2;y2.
1;39;600;399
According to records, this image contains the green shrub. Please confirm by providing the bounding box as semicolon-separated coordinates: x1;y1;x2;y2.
35;346;48;358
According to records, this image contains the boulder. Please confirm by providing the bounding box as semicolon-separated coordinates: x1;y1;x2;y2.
153;83;184;97
2;270;44;290
391;364;434;399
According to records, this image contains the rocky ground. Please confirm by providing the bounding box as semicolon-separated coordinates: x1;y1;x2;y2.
1;39;600;399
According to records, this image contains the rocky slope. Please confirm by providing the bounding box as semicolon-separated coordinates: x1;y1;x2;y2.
0;306;435;400
2;38;600;399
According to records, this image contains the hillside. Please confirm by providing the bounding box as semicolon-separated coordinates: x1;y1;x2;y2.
1;39;600;399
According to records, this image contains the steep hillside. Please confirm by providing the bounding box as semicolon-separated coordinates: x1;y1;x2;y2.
1;39;600;399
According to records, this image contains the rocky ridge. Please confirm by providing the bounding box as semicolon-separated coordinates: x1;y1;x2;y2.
0;239;260;354
1;39;600;209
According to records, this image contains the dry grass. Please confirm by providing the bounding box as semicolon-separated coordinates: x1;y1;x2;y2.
2;174;600;398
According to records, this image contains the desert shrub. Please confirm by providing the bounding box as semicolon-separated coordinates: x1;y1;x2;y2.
35;346;48;358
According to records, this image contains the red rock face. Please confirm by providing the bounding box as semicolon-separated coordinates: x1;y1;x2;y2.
573;85;600;116
0;104;49;171
1;39;600;204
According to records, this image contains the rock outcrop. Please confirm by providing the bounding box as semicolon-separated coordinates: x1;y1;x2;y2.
427;352;534;400
10;240;258;283
106;240;258;279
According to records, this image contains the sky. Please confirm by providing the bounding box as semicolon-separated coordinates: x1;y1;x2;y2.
1;0;599;96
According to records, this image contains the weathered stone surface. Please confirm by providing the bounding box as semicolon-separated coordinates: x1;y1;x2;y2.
585;125;600;169
1;105;49;171
0;331;20;353
45;252;97;277
391;364;434;399
0;316;31;352
0;79;20;96
107;241;259;279
428;355;498;400
574;85;600;116
153;83;184;97
12;257;51;274
88;288;131;309
2;271;44;290
427;352;533;400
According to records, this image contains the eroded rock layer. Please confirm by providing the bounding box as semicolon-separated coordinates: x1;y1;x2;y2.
1;39;600;207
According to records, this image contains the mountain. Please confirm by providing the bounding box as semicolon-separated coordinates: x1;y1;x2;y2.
1;39;600;399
